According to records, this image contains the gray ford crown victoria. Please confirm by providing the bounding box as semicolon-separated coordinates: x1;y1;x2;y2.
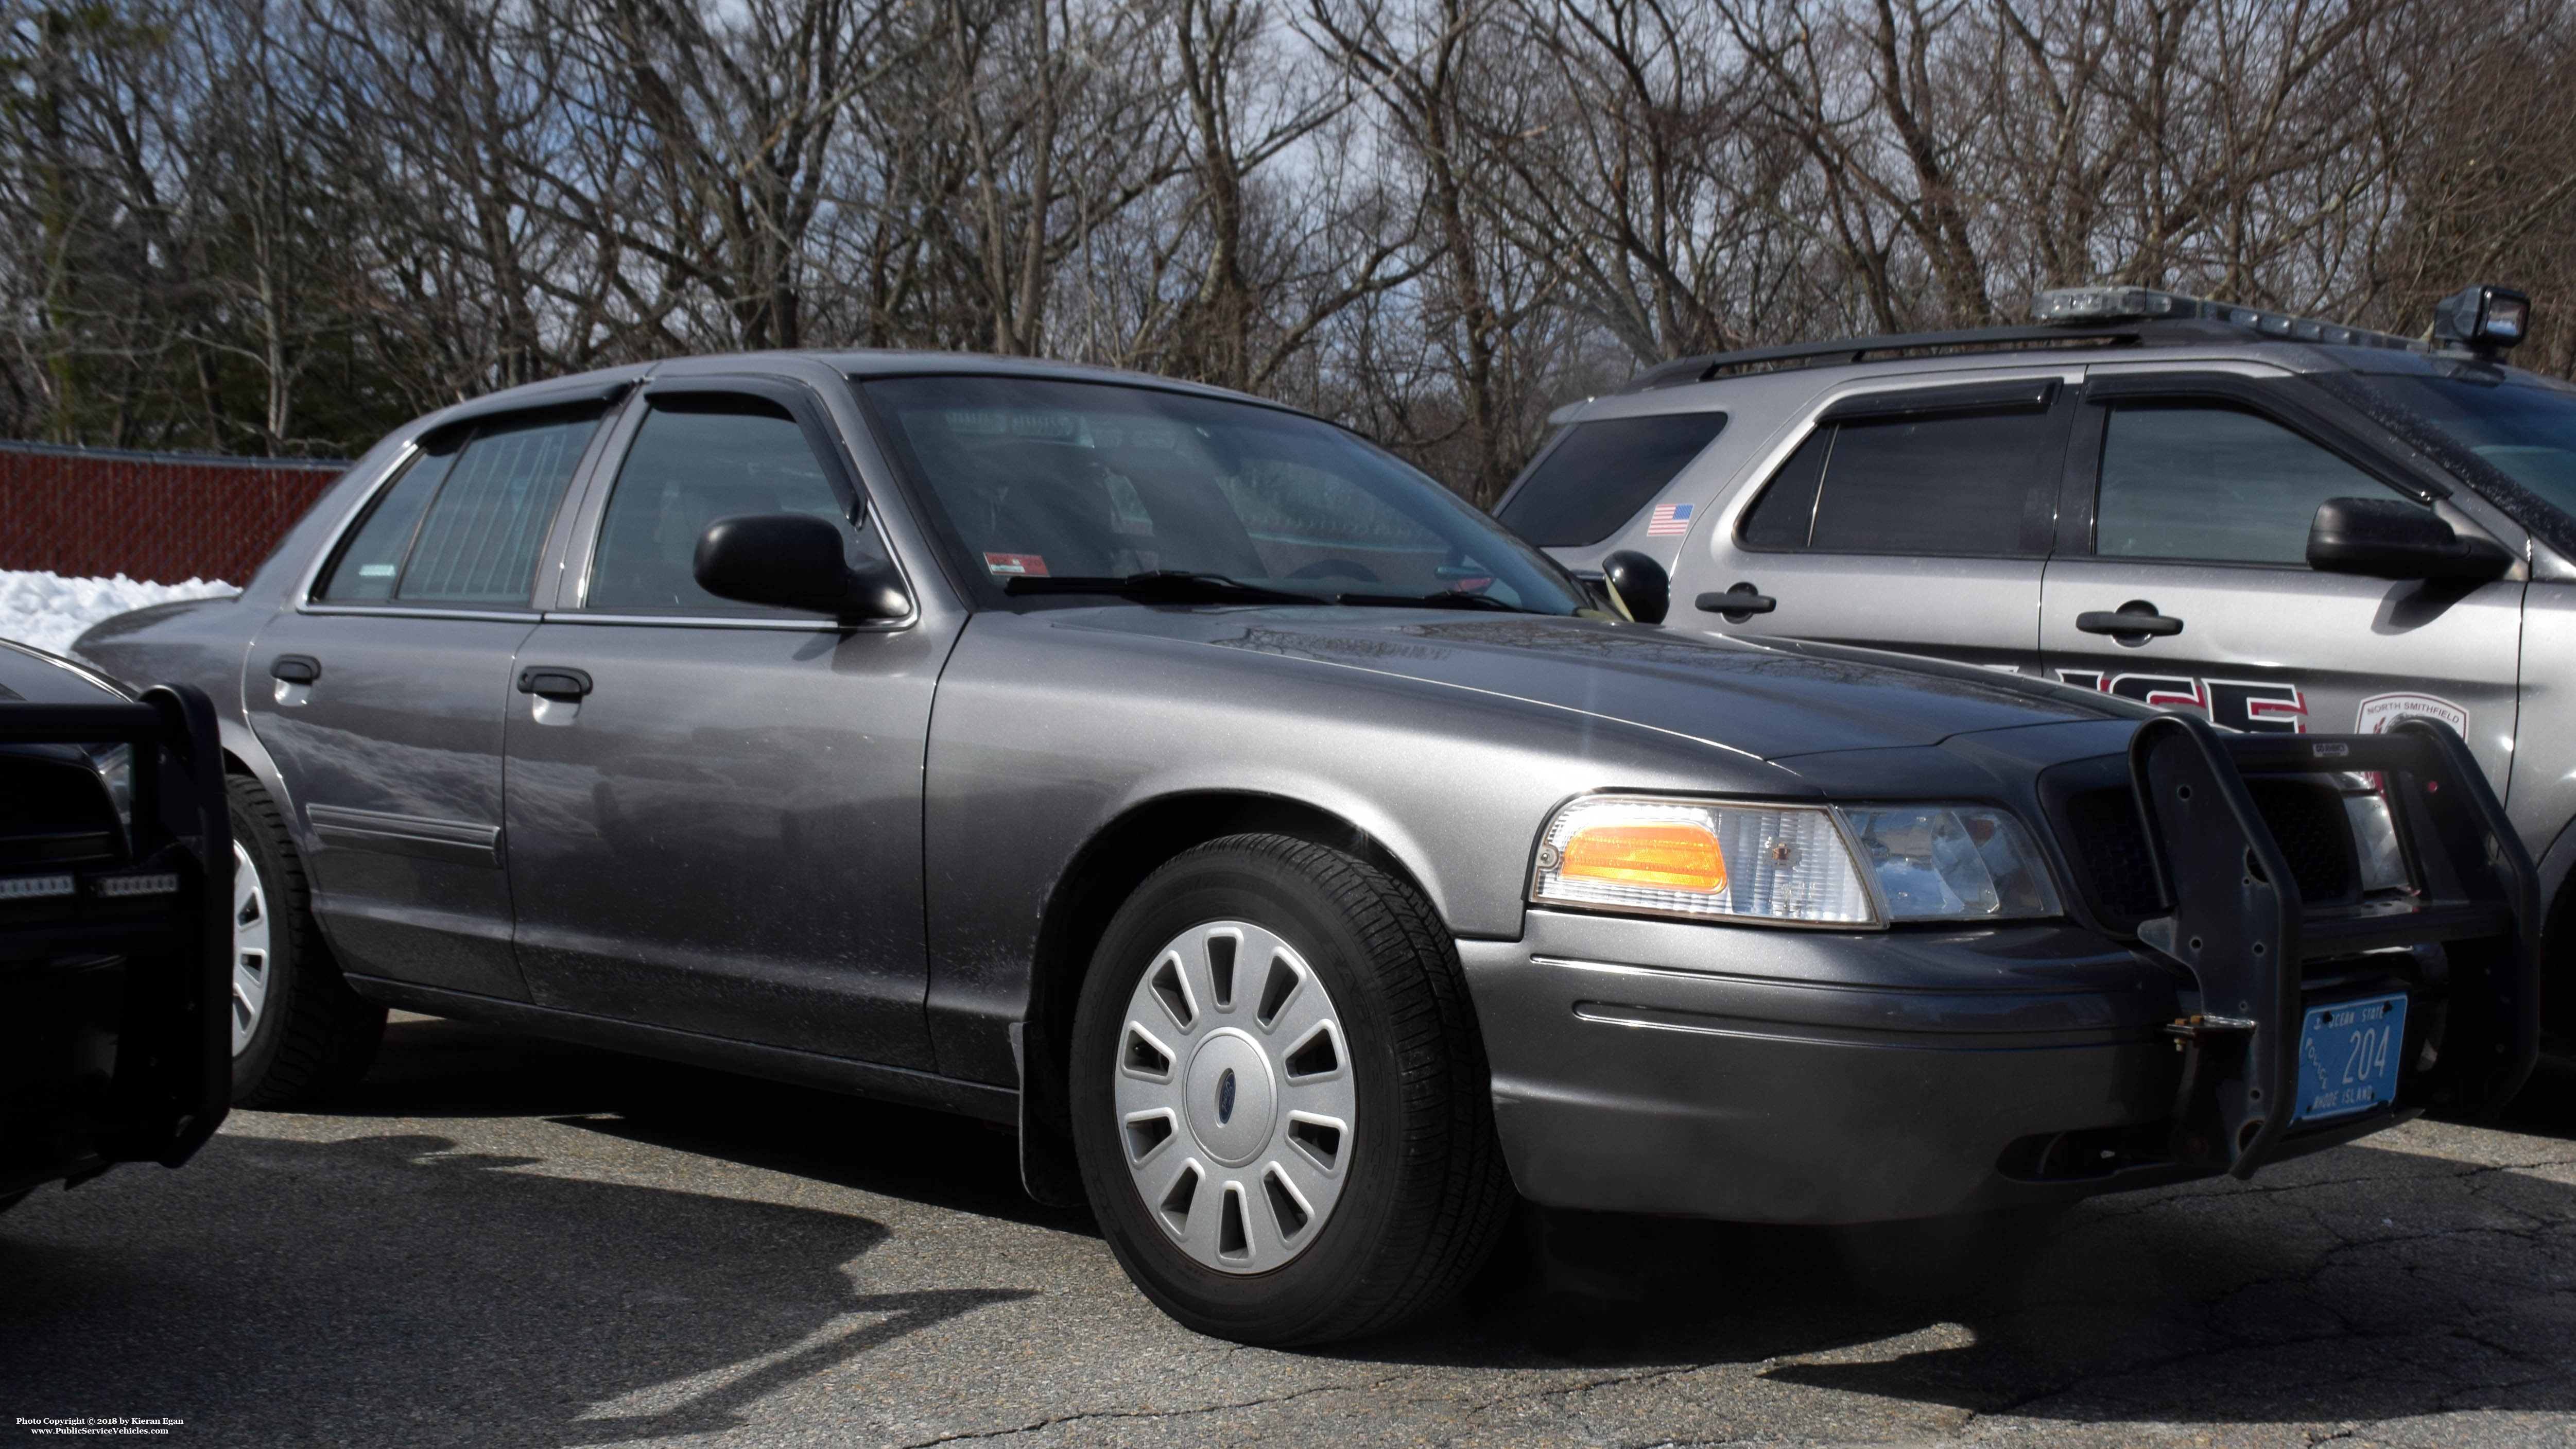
76;353;2539;1344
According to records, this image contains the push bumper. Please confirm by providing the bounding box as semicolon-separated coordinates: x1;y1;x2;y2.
1464;717;2538;1224
1;687;231;1197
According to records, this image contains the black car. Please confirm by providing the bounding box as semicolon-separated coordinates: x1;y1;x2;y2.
1;641;230;1213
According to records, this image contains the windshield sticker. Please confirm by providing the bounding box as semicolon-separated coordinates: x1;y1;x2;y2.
983;553;1049;577
2055;670;2310;733
2358;692;2469;737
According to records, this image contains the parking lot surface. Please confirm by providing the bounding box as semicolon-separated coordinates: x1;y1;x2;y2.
10;1014;2576;1448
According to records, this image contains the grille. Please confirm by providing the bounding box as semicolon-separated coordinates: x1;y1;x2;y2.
2243;778;2353;904
2065;787;2163;920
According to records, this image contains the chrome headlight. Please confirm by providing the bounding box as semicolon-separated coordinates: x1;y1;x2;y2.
1840;804;2059;921
1530;796;2062;927
1531;796;1877;925
87;743;134;847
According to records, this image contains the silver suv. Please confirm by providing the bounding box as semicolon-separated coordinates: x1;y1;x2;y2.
1505;284;2576;1046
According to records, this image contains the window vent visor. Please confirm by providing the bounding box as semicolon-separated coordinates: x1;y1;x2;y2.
1532;797;1878;926
1817;378;2056;423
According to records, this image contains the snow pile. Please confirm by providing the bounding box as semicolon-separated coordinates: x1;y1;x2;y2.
0;570;237;657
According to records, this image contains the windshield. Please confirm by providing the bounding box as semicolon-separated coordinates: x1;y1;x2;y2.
860;375;1592;614
2351;373;2576;524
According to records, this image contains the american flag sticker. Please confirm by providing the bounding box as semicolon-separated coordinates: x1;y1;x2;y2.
1645;502;1694;536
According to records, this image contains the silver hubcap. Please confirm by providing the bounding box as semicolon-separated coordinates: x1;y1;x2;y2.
1114;920;1354;1274
231;841;271;1055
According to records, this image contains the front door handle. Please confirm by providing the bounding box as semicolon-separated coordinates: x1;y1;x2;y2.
2076;601;2185;641
269;654;320;684
515;666;594;701
1695;583;1777;623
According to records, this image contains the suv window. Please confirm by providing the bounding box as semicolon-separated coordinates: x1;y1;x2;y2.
317;410;598;603
587;398;845;612
1737;408;2058;556
2095;403;2412;565
1497;412;1727;547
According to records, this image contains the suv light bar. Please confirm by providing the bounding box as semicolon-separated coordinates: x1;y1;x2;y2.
2032;286;2421;350
2035;282;2534;361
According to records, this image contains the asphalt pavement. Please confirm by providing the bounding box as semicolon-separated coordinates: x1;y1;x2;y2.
10;1011;2576;1448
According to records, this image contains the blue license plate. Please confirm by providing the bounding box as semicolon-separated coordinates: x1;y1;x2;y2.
2293;994;2408;1123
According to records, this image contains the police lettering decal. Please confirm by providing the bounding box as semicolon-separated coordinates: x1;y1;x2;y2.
2055;671;2310;733
2355;692;2469;737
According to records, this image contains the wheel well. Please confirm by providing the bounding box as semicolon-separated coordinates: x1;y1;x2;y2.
223;750;256;777
1014;792;1434;1205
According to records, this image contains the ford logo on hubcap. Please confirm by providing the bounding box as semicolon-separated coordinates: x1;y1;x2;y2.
1217;1068;1237;1124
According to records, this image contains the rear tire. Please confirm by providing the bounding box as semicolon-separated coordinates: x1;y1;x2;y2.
1070;834;1512;1344
227;776;385;1107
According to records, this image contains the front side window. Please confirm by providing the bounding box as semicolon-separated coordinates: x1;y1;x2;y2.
2094;404;2411;565
586;398;846;612
317;409;598;604
1736;407;2058;556
862;376;1591;614
1496;412;1728;547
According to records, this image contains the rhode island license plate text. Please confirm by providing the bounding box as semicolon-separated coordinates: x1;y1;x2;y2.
2294;993;2408;1123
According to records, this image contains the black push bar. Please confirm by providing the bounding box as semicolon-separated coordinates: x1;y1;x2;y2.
2128;714;2537;1179
1;685;232;1192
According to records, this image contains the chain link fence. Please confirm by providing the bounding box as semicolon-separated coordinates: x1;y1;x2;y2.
0;440;347;584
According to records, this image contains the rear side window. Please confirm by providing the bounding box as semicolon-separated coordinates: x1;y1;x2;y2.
318;453;449;601
586;399;846;612
1496;412;1727;546
318;409;599;604
2094;403;2409;565
1736;408;2060;556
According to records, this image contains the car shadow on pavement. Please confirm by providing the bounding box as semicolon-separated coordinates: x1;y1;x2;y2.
0;1130;1031;1447
1360;1113;2576;1428
22;1014;2574;1444
330;1012;1092;1235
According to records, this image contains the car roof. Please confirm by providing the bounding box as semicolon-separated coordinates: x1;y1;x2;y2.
436;351;1324;432
1611;316;2571;404
0;638;133;704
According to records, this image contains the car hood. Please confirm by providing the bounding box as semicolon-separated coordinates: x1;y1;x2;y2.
1047;607;2120;762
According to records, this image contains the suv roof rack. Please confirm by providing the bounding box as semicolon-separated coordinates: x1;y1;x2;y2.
1622;286;2433;394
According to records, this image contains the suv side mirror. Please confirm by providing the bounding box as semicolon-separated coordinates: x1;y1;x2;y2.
693;513;910;621
2307;497;2512;583
1600;549;1671;624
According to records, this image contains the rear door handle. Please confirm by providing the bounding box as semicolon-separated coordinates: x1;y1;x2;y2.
269;654;320;683
2076;603;2185;640
515;666;594;701
1694;584;1776;622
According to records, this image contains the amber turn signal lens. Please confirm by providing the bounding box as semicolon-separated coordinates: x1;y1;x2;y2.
1558;822;1727;893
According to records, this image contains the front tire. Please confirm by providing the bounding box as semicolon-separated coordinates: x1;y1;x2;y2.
227;776;385;1107
1070;834;1512;1344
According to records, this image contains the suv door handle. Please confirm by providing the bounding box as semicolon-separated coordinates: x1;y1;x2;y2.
269;654;320;683
515;666;594;701
2077;603;2184;640
1695;584;1776;622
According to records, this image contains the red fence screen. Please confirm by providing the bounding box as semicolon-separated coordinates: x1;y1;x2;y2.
0;441;347;584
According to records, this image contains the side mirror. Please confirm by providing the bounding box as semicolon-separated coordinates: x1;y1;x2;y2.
1600;549;1671;624
693;513;910;621
2307;497;2512;583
